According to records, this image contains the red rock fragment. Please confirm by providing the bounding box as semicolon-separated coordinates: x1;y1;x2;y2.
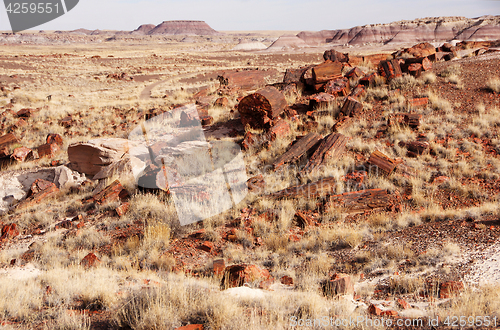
11;147;33;162
198;241;214;253
17;180;59;209
439;281;464;299
247;175;265;193
214;97;228;107
397;298;410;309
1;223;20;241
88;180;128;205
381;310;398;317
37;143;60;158
221;264;271;289
175;325;204;330
280;275;293;285
115;202;130;216
408;97;428;108
213;259;225;275
80;253;100;268
368;304;383;316
322;274;354;297
46;134;63;146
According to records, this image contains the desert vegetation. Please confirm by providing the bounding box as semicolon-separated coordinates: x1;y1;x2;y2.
0;30;499;330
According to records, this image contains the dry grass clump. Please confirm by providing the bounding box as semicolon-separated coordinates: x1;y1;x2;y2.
389;74;418;90
486;77;500;93
439;64;461;78
419;72;437;84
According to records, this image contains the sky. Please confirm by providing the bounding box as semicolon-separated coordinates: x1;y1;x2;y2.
0;0;499;32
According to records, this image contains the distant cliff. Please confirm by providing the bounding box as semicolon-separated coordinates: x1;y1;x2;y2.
297;16;500;45
146;20;220;36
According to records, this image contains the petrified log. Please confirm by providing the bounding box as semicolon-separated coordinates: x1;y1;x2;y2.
407;96;428;107
359;73;378;87
367;150;397;175
323;49;349;63
326;189;391;214
333;117;353;132
0;133;18;149
272;132;322;170
312;60;343;84
301;133;348;175
309;93;335;110
87;179;129;205
265;119;291;141
378;59;402;81
345;67;365;80
341;97;363;117
324;78;350;97
217;70;272;91
402;57;432;72
399;140;429;157
295;211;318;228
283;66;313;84
349;84;366;100
406;63;422;78
238;86;287;129
362;53;390;66
404;113;422;128
270;177;336;199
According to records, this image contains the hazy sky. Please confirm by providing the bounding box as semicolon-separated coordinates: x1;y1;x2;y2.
0;0;498;32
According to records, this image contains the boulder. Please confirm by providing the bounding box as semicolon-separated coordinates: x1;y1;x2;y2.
0;166;85;214
68;138;141;177
80;253;100;268
221;264;271;289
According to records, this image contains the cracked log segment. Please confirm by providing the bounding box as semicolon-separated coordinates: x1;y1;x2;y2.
270;177;336;199
272;132;322;170
341;97;363;117
367;150;397;175
378;59;402;81
323;49;349;63
217;70;271;91
0;133;18;149
401;57;432;72
325;189;391;214
283;65;314;84
238;86;287;129
301;133;348;176
312;60;343;84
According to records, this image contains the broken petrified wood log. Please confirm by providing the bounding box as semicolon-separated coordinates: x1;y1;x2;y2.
238;86;287;129
405;63;422;78
378;59;402;81
324;78;350;97
265;119;291;141
301;133;348;175
407;98;428;109
345;67;365;80
349;84;366;100
283;66;313;84
399;140;429;157
359;72;378;87
217;69;272;91
312;60;343;84
0;133;18;149
404;113;422;128
326;189;392;214
295;211;318;228
270;177;336;199
323;49;349;63
341;97;363;117
309;93;335;110
402;57;432;72
367;150;397;175
86;179;129;205
272;132;322;170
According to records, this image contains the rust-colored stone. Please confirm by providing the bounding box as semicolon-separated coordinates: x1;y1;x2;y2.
1;223;20;241
80;253;101;268
247;175;265;193
37;143;60;158
198;241;214;253
280;275;294;285
312;60;343;84
11;147;33;162
265;119;290;141
324;77;350;97
341;97;363;117
213;259;225;275
115;202;130;217
368;150;397;175
272;132;322;170
238;86;287;129
221;264;271;289
46;133;63;146
89;180;128;205
439;281;464;299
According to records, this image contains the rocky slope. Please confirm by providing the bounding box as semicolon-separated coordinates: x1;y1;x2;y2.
298;15;500;45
